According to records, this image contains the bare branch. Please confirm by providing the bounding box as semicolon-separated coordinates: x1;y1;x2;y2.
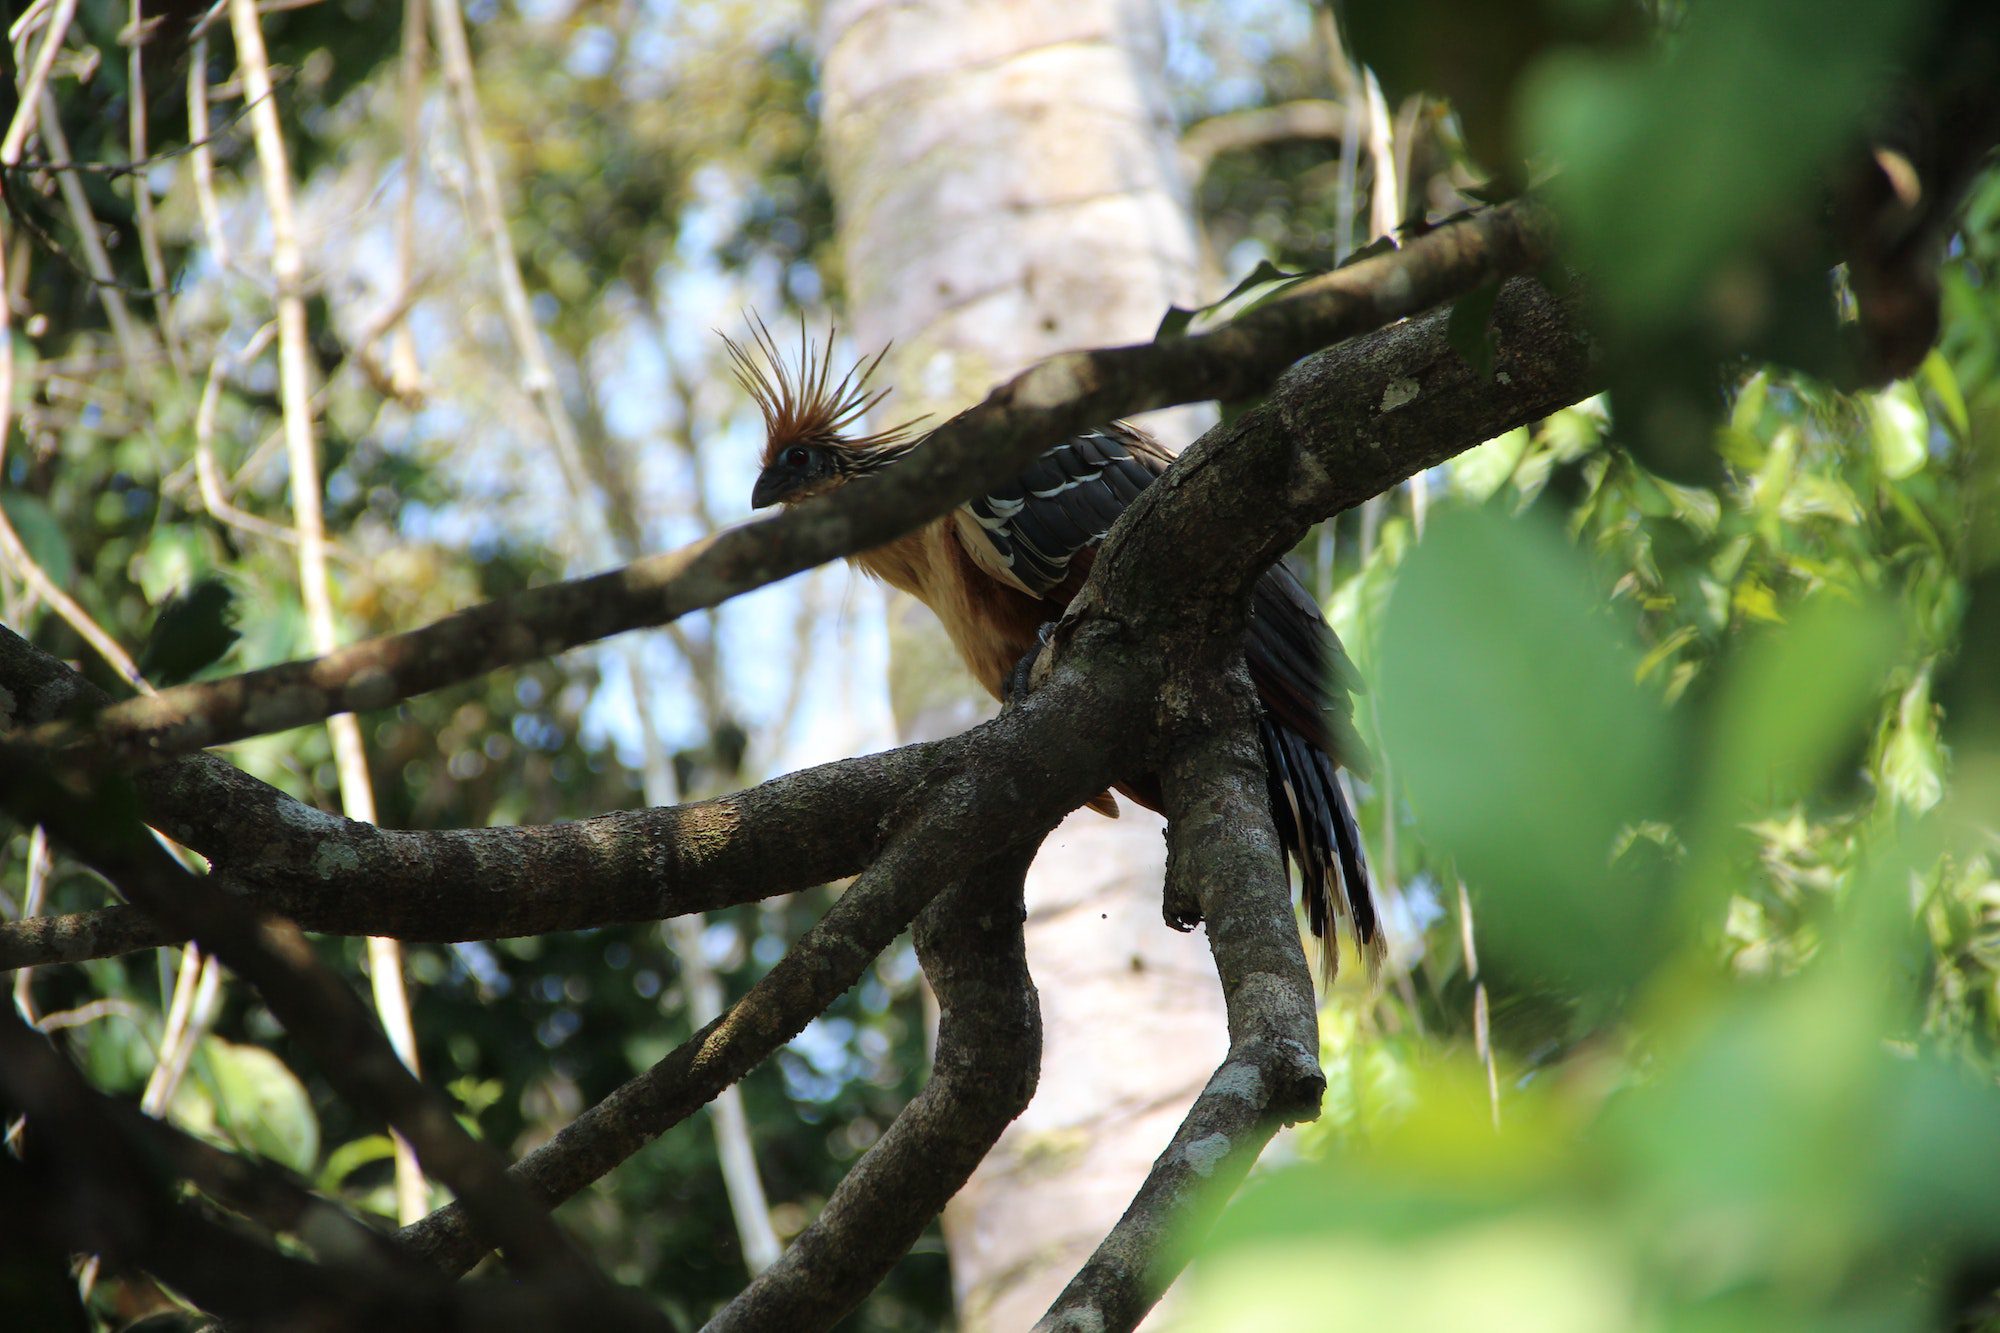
1179;98;1349;183
0;902;181;970
706;844;1042;1332
398;755;1080;1274
31;203;1554;767
1;759;595;1281
1036;663;1323;1333
0;622;951;965
0;997;672;1331
0;277;1595;976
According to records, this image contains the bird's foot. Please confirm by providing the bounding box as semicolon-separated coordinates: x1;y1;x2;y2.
1001;622;1058;708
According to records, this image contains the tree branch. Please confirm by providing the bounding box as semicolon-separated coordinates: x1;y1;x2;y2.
27;203;1553;768
0;623;949;963
1037;662;1323;1333
1;759;595;1281
1180;98;1350;183
1;277;1594;977
396;701;1098;1273
0;992;670;1331
705;844;1042;1332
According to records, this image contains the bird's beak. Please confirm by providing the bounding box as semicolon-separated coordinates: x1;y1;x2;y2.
750;467;791;510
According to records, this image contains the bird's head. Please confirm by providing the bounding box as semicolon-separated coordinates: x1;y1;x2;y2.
723;317;924;510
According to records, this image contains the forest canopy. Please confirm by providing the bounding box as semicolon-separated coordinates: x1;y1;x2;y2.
1;0;1999;1330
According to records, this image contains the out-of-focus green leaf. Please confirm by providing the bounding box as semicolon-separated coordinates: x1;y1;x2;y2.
1691;594;1902;848
199;1038;320;1175
1445;278;1502;381
1921;349;1970;440
1378;505;1678;990
0;494;74;588
1879;674;1944;813
319;1134;397;1194
1445;427;1529;503
1869;381;1929;481
138;577;241;686
129;526;214;604
1519;0;1924;333
1184;1216;1628;1333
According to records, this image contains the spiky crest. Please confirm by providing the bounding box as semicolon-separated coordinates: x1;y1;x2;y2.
721;315;924;468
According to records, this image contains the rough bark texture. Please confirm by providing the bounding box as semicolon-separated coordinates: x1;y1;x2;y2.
1038;663;1322;1331
705;844;1041;1331
4;268;1600;1322
818;2;1222;1327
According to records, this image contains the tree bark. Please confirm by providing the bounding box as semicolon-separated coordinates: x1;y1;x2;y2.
818;2;1222;1326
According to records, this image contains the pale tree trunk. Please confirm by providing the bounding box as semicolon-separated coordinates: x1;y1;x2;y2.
817;3;1225;1328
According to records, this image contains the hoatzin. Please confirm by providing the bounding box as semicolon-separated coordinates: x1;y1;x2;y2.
730;322;1381;976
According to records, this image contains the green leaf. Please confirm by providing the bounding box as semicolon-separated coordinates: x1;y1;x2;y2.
1154;259;1307;341
1689;593;1902;862
1868;381;1928;481
199;1037;320;1174
1377;505;1678;991
129;526;213;603
1520;0;1920;336
1445;427;1530;502
0;494;74;588
1921;349;1970;440
319;1134;398;1194
138;577;241;686
1879;674;1944;813
1445;279;1503;380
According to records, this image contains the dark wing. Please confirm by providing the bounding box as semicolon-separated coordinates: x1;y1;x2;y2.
953;419;1379;972
1249;560;1370;777
951;423;1168;598
1249;560;1380;976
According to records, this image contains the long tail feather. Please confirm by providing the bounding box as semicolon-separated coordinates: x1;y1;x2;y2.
1259;714;1380;983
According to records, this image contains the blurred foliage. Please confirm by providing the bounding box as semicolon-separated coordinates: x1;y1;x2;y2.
1190;113;2000;1333
1340;0;2000;479
3;0;933;1328
7;0;2000;1328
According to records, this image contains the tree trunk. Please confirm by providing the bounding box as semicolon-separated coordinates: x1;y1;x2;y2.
818;3;1223;1327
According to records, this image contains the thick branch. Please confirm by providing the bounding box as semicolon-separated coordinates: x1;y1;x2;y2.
1;277;1594;977
0;624;949;965
0;997;668;1331
30;203;1552;767
1;272;1594;986
1180;99;1349;182
3;762;593;1281
1037;665;1323;1333
705;844;1041;1332
1080;276;1594;639
395;661;1123;1274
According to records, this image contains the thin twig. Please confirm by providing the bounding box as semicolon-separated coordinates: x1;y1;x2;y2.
1178;98;1349;184
385;0;427;400
194;321;299;545
1459;880;1499;1129
33;93;146;364
127;0;185;375
229;0;429;1227
10;826;49;1020
430;0;780;1260
0;427;150;690
0;0;79;166
188;36;231;267
140;949;221;1116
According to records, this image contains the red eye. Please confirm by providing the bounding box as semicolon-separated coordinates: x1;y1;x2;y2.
782;446;809;468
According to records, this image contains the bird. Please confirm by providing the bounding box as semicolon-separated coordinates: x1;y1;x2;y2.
728;319;1382;978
